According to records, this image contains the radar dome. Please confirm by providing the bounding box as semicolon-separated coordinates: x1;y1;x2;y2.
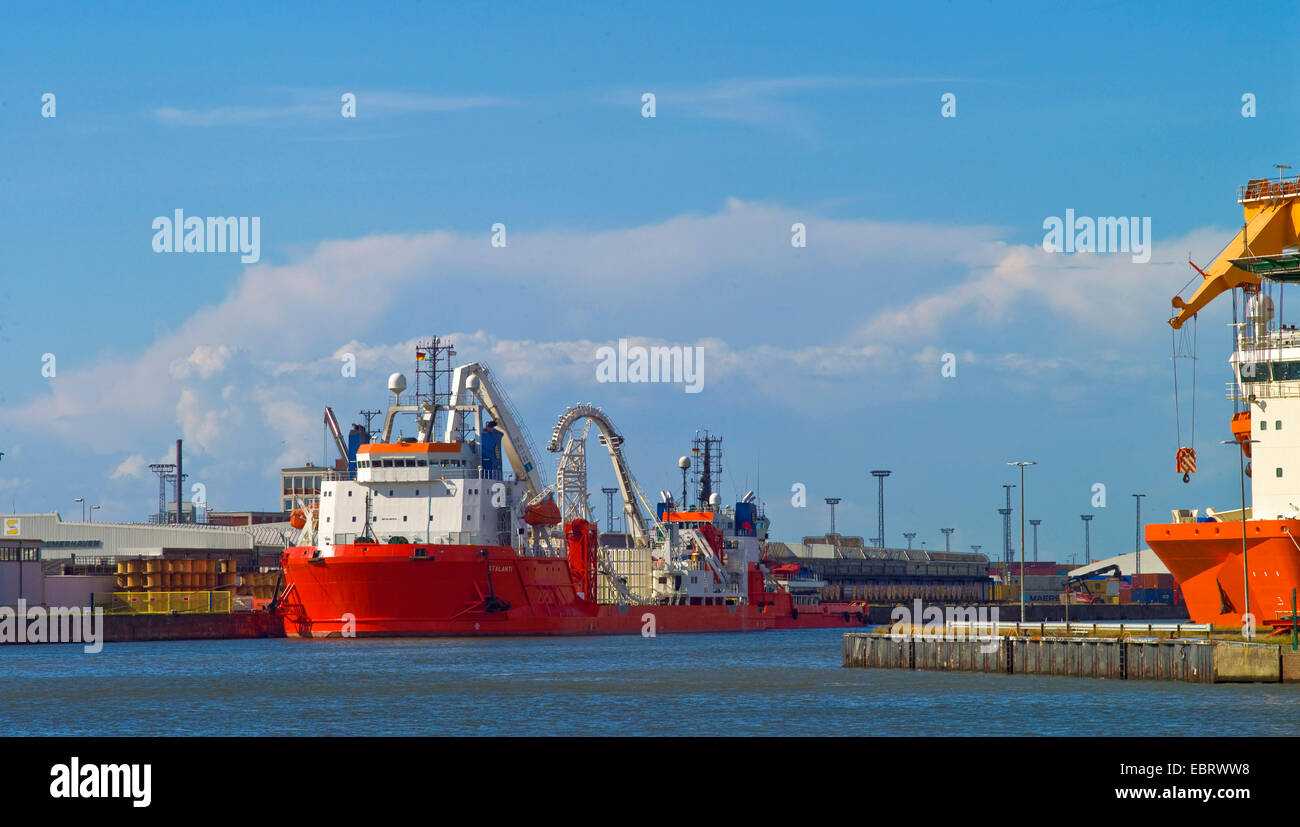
388;373;408;396
708;492;721;506
677;456;691;470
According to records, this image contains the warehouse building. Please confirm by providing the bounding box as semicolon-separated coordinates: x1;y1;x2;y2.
0;514;296;608
0;513;293;564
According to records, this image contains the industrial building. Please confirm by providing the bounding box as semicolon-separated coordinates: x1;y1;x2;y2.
279;462;345;512
765;534;992;603
0;513;295;608
1069;548;1170;578
1;513;292;561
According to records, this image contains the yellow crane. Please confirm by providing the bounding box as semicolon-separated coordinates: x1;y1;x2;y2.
1168;169;1300;481
1170;172;1300;330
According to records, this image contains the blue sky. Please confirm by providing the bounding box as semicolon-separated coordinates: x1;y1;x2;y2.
1;2;1297;563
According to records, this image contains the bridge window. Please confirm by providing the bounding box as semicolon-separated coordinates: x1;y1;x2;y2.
1274;361;1300;381
1262;421;1268;430
1278;467;1284;478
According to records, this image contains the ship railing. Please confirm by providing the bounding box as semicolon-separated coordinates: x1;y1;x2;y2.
945;620;1211;636
1239;175;1300;204
1236;328;1300;352
1226;379;1300;401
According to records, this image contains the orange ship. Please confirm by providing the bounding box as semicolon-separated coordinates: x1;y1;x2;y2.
278;343;868;637
1146;172;1300;628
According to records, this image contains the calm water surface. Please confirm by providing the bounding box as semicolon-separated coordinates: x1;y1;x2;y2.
3;629;1297;736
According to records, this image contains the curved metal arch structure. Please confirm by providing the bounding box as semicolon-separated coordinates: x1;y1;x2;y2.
547;404;651;544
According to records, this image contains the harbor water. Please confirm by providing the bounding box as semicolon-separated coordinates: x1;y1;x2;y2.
3;629;1298;737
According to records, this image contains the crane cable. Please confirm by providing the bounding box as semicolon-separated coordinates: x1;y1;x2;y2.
1171;314;1197;481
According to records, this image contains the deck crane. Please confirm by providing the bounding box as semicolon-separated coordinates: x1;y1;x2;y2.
442;362;547;499
1168;171;1300;480
323;406;350;467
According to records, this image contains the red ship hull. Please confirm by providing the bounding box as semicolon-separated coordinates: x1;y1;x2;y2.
279;543;869;637
1146;519;1300;626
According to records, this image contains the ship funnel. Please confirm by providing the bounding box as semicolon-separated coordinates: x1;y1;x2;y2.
1247;294;1275;339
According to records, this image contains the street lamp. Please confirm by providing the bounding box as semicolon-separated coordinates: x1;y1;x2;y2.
1008;461;1036;623
1132;493;1146;577
1223;438;1258;637
941;525;961;551
825;497;842;538
1029;519;1042;562
903;532;916;550
73;497;84;522
870;470;891;549
1080;514;1093;564
90;505;101;522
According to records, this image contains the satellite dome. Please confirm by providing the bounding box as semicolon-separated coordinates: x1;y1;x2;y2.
388;373;408;396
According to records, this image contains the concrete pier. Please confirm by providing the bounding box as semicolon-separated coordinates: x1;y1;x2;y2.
843;633;1285;683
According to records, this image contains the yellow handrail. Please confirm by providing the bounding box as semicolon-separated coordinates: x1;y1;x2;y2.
92;591;232;615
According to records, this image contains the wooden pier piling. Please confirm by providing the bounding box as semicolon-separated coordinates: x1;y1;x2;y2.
843;633;1284;683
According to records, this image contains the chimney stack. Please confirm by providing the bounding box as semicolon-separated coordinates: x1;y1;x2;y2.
175;439;183;524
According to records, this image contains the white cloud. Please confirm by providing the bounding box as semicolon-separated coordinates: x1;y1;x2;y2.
0;199;1226;490
153;90;515;127
110;455;147;480
603;76;960;136
169;345;233;380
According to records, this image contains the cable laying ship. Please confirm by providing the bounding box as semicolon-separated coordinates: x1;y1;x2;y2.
277;342;869;637
1147;171;1300;627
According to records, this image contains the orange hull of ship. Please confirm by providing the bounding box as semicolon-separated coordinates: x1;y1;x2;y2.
279;543;869;637
1145;519;1300;626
